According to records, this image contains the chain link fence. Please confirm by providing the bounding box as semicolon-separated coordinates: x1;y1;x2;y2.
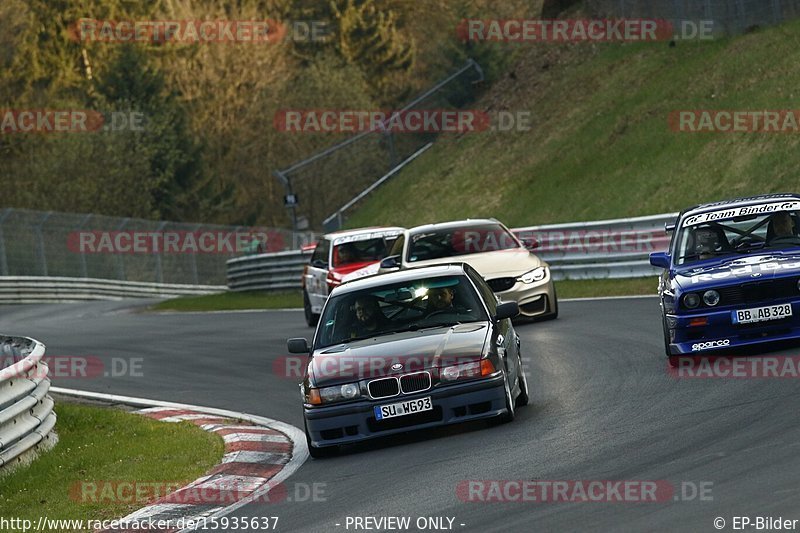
274;59;485;233
588;0;800;35
0;208;316;285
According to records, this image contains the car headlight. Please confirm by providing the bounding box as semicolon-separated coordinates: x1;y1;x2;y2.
703;290;720;306
684;293;700;309
519;267;547;284
310;383;362;405
440;359;496;382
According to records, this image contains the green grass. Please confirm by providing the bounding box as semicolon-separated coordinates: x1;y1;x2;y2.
0;403;223;529
346;18;800;229
556;277;658;299
152;290;302;311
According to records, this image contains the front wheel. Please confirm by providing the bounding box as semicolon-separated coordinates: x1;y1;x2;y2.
303;290;319;328
515;354;529;407
498;371;516;423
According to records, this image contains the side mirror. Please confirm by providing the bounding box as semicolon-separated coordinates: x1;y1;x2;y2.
287;338;310;354
520;237;539;250
665;221;676;233
379;255;400;270
310;259;327;269
649;251;670;269
494;301;519;321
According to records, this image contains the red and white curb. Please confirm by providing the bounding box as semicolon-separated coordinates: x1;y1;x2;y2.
51;387;307;533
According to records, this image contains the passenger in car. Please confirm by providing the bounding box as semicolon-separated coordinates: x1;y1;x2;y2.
768;212;800;246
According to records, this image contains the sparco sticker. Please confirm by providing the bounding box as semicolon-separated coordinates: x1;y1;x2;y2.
691;339;730;351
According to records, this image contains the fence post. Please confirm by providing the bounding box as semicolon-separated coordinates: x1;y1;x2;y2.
190;224;200;285
116;218;129;280
0;209;11;276
772;0;782;24
77;213;93;278
35;211;52;276
154;220;167;283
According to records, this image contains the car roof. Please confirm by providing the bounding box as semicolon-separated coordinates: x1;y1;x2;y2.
404;219;503;235
323;226;405;239
680;193;800;218
330;264;468;295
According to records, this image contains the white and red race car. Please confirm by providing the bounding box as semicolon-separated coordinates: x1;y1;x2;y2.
302;227;404;326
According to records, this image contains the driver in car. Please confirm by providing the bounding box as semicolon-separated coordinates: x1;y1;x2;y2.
693;227;724;260
426;287;456;311
351;295;388;338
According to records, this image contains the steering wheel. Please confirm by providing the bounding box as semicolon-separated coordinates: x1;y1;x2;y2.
733;236;758;250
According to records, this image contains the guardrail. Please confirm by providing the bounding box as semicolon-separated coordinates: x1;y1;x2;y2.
0;277;225;303
513;212;677;280
0;335;56;472
225;212;679;290
227;250;312;292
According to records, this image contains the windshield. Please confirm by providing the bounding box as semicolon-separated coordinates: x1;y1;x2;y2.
676;208;800;265
315;275;487;348
407;223;521;263
332;237;391;267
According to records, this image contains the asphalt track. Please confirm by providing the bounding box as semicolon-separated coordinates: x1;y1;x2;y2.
3;298;800;532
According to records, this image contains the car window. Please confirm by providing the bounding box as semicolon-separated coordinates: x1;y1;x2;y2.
311;239;330;267
407;223;520;263
465;266;498;315
389;234;405;257
675;208;800;265
315;274;488;349
332;238;389;267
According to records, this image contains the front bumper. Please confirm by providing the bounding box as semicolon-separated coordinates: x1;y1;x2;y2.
666;299;800;355
496;275;556;318
303;374;507;448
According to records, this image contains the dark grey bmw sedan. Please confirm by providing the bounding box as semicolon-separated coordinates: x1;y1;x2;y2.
287;263;528;458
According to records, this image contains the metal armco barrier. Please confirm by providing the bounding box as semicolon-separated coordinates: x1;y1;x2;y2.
513;212;678;280
0;335;56;471
226;212;679;290
0;277;225;303
227;249;313;292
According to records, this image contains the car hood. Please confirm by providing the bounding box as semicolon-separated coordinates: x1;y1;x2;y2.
341;262;381;283
674;252;800;290
407;248;542;278
331;260;379;276
308;323;489;387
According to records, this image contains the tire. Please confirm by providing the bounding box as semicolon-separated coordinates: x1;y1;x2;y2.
515;354;529;407
305;421;335;458
303;290;319;328
498;370;516;423
663;314;681;368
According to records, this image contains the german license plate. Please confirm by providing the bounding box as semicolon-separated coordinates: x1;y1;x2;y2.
374;397;432;420
732;303;792;324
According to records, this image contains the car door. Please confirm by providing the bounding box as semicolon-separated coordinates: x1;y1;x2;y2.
305;238;331;313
